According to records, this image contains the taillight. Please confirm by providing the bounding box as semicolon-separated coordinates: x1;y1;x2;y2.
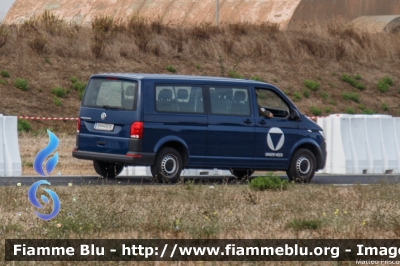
130;122;143;139
77;118;81;133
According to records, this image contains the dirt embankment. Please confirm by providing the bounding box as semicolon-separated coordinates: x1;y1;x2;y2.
0;14;400;134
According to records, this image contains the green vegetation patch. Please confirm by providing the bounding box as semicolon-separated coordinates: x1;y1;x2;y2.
1;70;10;78
14;78;28;91
228;70;243;79
377;76;393;93
340;74;366;90
165;65;177;73
285;218;323;231
51;87;67;98
341;92;360;103
17;119;32;132
248;174;289;191
303;79;320;91
310;106;322;116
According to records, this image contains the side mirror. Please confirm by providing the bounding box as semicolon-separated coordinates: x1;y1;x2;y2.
291;109;301;120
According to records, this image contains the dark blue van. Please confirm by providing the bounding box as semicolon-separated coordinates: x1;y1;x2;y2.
72;74;326;183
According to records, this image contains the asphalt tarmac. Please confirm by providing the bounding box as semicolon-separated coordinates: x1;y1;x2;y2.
1;174;400;187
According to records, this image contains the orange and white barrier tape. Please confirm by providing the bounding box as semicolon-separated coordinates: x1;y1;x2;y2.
18;116;78;121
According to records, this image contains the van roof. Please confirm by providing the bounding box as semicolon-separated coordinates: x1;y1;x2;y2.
92;73;271;85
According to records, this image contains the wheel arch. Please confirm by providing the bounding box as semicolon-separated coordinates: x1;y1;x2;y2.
289;140;323;170
153;137;189;167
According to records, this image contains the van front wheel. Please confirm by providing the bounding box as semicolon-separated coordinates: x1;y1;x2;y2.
287;149;316;183
151;148;183;182
93;161;123;179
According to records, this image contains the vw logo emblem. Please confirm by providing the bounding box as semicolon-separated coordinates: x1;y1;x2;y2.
101;112;106;120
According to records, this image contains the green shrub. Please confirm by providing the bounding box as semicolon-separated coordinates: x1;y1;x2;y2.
165;65;177;73
381;103;389;111
324;107;331;113
70;76;78;84
354;74;362;80
249;174;288;191
53;96;62;106
363;109;375;115
0;79;5;85
273;78;278;83
340;74;366;90
72;81;86;92
398;89;400;94
1;70;9;78
377;76;393;93
292;91;301;102
78;91;84;100
228;70;243;79
14;78;28;91
303;89;310;98
319;91;329;100
341;92;360;103
358;104;365;110
303;79;320;91
17;119;32;132
377;81;390;93
345;107;355;114
380;76;393;86
51;87;66;98
328;99;337;105
310;106;322;116
251;76;263;82
285;218;322;231
195;64;201;70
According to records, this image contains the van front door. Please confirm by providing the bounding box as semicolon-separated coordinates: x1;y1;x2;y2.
253;88;298;170
206;86;255;168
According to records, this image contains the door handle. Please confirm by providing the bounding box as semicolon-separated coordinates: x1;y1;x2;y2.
97;141;106;146
258;120;266;125
243;119;252;125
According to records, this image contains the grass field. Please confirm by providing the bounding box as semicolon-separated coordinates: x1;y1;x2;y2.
2;183;400;265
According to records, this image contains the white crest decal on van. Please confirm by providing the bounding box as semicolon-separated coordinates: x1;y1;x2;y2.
267;127;285;151
101;112;106;120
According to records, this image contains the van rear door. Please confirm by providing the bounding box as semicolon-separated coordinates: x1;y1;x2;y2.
77;77;140;155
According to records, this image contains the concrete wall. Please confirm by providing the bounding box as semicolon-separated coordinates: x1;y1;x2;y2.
4;0;400;28
349;15;400;33
4;0;302;28
289;0;400;27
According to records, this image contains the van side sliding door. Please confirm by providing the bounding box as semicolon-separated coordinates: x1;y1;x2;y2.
205;85;255;168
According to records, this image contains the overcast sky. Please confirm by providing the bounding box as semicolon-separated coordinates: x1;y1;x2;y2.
0;0;16;21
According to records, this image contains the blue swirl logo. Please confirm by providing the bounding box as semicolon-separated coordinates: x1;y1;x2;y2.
34;130;59;176
28;180;60;221
29;130;60;221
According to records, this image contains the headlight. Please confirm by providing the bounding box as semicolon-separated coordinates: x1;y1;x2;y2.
319;130;325;140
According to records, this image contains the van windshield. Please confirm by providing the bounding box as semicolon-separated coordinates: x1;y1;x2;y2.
82;78;138;110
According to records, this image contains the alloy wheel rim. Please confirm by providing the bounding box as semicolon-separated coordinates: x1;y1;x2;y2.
296;156;311;176
161;155;178;177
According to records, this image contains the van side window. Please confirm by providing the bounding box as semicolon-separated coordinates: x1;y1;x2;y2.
209;87;251;116
155;86;204;113
256;88;290;118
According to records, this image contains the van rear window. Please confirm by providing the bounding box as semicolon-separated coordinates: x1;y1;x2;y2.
82;78;138;110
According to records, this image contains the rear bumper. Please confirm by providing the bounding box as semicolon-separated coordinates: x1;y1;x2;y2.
72;149;155;166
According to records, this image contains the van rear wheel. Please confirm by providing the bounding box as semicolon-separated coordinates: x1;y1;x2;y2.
230;169;254;179
93;161;123;179
151;148;183;182
287;149;316;183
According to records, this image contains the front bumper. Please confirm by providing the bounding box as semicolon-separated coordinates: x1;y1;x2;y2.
72;149;155;166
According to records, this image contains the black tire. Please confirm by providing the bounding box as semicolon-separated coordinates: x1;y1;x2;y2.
230;169;255;179
287;149;316;183
93;161;123;178
151;148;183;182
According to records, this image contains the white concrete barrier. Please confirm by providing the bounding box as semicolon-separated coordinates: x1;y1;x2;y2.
0;116;22;177
317;114;400;174
120;166;232;177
